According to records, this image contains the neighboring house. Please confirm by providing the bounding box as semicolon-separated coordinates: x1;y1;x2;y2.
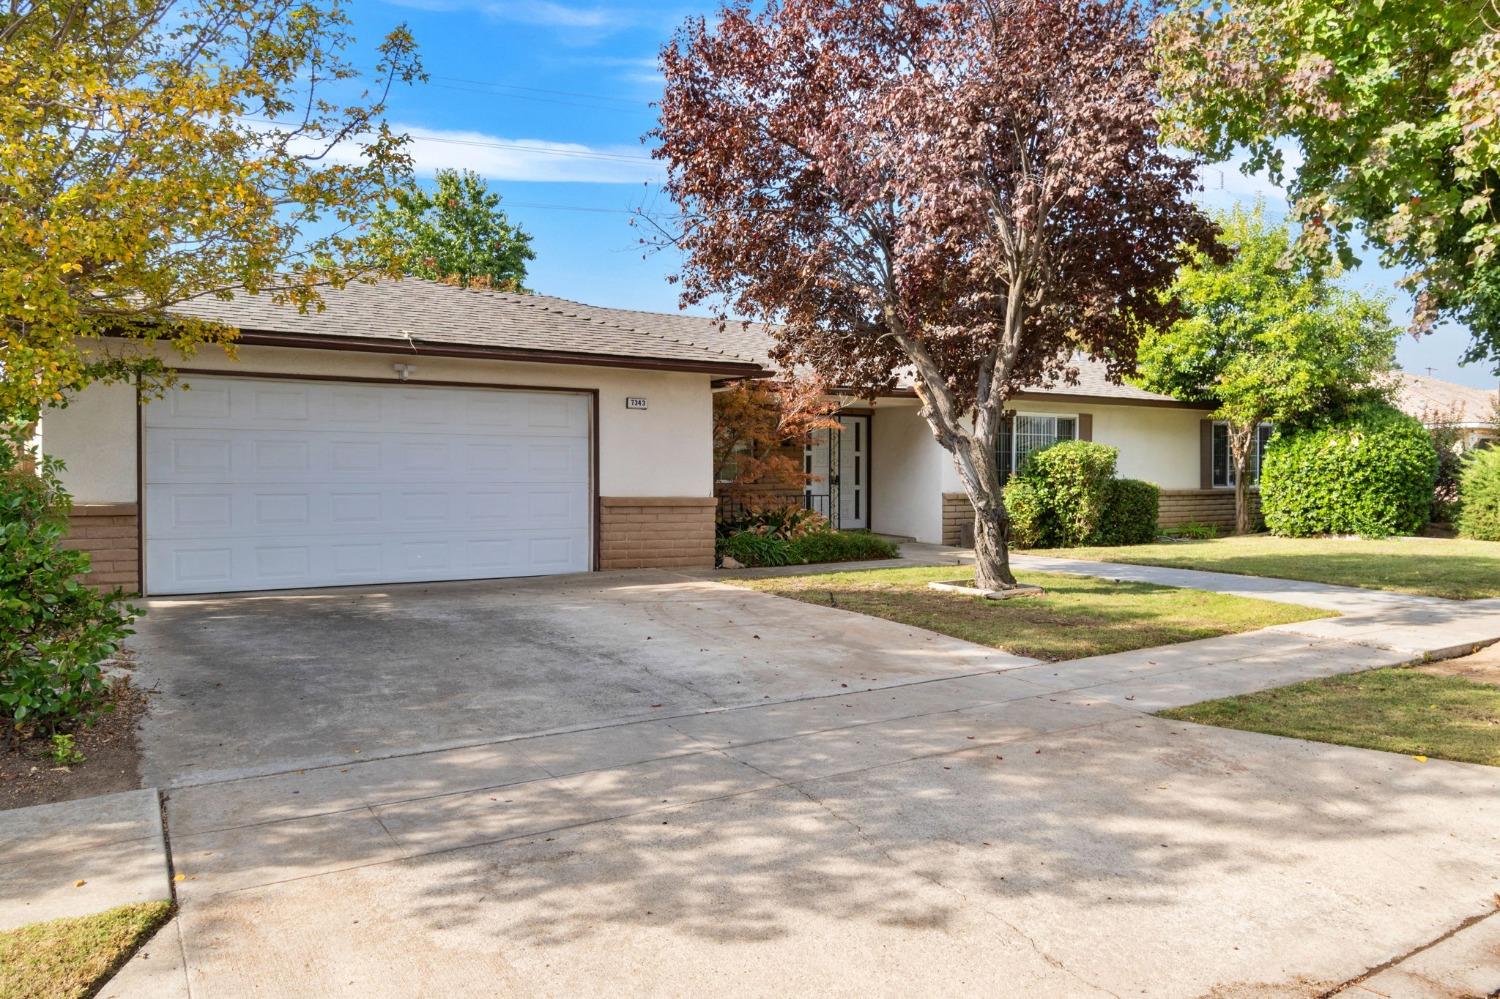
669;324;1252;544
40;279;759;595
1392;372;1500;449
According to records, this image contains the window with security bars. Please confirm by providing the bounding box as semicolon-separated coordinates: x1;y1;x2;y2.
997;414;1078;480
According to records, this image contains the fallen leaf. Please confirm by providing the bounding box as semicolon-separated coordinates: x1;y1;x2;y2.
174;873;186;882
1413;755;1428;763
73;879;86;888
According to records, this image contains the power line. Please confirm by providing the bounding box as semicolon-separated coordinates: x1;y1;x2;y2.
429;75;648;111
242;117;656;164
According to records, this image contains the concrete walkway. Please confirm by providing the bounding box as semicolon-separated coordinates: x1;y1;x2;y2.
0;790;171;931
95;568;1500;997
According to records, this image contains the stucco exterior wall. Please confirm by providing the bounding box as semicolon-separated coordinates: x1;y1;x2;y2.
41;381;139;503
870;401;946;543
42;342;717;504
875;396;1210;545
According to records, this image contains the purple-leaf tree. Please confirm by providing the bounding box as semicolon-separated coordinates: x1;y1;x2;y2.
653;0;1219;588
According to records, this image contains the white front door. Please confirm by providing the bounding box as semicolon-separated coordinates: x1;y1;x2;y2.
144;375;592;594
836;415;869;529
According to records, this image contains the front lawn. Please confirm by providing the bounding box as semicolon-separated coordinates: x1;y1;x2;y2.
1039;535;1500;600
1159;668;1500;766
733;565;1328;661
0;901;172;999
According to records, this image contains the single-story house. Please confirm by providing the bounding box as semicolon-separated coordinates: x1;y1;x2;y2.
40;279;759;595
1392;372;1499;450
41;278;1256;596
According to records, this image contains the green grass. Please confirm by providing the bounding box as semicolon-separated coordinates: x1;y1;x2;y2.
734;565;1328;662
0;901;173;999
1042;535;1500;600
1159;668;1500;766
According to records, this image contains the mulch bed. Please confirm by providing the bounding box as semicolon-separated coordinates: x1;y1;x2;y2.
0;669;148;813
1417;643;1500;688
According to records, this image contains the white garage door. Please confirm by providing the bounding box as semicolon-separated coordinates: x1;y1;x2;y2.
144;376;592;594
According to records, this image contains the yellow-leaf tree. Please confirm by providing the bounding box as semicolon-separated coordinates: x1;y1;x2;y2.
0;0;424;428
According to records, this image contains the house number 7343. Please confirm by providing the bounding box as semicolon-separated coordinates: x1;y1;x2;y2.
625;397;648;410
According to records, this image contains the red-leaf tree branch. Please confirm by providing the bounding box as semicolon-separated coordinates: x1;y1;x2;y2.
653;0;1218;588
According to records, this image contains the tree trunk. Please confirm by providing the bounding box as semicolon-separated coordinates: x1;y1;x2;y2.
1228;421;1255;536
953;437;1017;590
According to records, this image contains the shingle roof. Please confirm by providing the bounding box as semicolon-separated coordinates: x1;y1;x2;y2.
169;278;762;374
647;314;1190;405
1393;372;1499;427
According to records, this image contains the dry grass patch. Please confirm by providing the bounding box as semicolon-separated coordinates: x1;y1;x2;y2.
0;901;172;999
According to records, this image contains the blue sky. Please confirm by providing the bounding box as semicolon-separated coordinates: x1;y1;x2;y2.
358;0;1497;390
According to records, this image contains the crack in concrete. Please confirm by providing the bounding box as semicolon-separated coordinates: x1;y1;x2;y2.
1315;904;1500;997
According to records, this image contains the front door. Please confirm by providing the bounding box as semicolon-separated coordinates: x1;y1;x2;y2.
804;415;870;530
836;415;869;529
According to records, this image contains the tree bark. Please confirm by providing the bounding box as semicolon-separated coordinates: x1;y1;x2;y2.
953;434;1018;589
1228;421;1255;536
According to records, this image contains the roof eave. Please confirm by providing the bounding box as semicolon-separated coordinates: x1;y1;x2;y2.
224;329;765;377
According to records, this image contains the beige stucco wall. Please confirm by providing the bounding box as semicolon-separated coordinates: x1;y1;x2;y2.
870;401;947;543
932;399;1207;493
864;396;1209;544
41;381;140;503
42;342;717;504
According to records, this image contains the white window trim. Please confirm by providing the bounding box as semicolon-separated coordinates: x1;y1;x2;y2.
1211;420;1273;490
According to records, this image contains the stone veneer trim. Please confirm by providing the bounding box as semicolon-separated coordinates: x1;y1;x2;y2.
62;503;140;592
598;496;718;571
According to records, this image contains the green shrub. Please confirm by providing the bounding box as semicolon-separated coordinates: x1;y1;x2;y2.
1098;479;1160;545
1022;441;1117;545
1003;478;1051;549
1;446;137;736
1457;446;1500;541
787;530;898;564
1260;405;1438;538
717;505;828;541
1163;521;1218;540
717;530;795;567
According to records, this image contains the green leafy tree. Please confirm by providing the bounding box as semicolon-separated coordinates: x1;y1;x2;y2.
373;169;536;291
0;0;423;430
1137;205;1399;534
1154;0;1500;372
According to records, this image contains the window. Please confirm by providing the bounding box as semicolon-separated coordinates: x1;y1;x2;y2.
1212;421;1273;488
998;414;1078;480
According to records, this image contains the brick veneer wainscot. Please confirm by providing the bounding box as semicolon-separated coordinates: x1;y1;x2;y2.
1158;489;1262;531
62;503;140;592
599;496;717;570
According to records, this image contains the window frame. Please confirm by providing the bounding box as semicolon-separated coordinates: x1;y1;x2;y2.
999;411;1080;481
1211;420;1274;489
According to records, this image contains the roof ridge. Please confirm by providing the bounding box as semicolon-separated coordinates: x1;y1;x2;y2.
498;288;759;367
522;294;764;367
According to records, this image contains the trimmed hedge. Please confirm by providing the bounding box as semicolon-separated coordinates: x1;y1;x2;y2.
1260;405;1437;538
1098;478;1161;546
1004;440;1159;548
1457;446;1500;541
717;527;899;567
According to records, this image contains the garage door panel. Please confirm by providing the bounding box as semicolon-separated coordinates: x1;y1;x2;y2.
145;377;592;593
146;529;588;589
147;483;587;540
147;430;588;486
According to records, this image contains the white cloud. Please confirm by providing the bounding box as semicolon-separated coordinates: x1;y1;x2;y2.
313;123;661;184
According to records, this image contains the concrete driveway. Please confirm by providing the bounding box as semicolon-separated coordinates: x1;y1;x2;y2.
110;570;1500;997
131;571;1030;787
